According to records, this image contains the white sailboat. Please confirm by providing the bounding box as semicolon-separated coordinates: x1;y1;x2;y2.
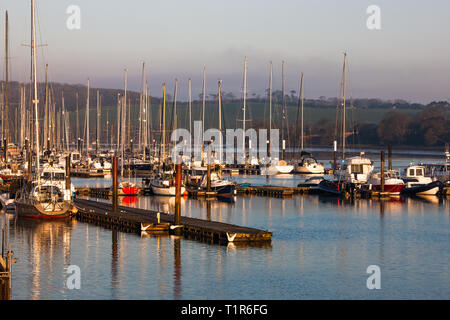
260;61;293;175
293;73;325;174
15;0;74;219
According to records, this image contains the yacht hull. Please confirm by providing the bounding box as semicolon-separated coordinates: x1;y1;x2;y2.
15;201;71;220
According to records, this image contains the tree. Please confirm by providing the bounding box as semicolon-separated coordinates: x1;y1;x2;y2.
377;112;413;145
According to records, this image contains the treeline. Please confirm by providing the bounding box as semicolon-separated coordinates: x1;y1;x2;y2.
299;105;450;147
3;81;447;111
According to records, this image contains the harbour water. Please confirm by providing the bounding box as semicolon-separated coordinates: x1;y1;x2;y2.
2;156;449;300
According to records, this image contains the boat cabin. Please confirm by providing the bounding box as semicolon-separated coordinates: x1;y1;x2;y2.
338;153;374;184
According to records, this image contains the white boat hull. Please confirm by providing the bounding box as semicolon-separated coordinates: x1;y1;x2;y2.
275;165;294;174
151;185;186;196
295;164;325;174
416;186;439;195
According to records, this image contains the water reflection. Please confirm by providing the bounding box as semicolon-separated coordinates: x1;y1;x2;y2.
5;178;450;299
10;216;74;300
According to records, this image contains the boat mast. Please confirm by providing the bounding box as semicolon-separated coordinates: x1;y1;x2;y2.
300;73;304;152
43;64;49;151
188;78;192;154
139;62;145;152
76;92;79;142
96;90;100;154
342;52;347;160
161;83;166;164
173;78;178;133
144;80;149;158
218;80;222;163
31;0;40;174
116;92;120;154
3;11;10;160
242;56;247;164
268;61;272;158
201;66;206;163
85;78;90;155
281;60;286;160
123;68;128;152
4;10;9;157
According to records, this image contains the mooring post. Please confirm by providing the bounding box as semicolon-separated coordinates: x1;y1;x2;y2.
388;144;392;171
25;139;31;181
65;155;71;197
207;142;211;192
333;140;337;173
381;150;385;193
3;138;7;162
174;159;182;234
112;156;118;213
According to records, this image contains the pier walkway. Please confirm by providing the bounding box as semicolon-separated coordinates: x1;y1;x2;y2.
74;198;272;243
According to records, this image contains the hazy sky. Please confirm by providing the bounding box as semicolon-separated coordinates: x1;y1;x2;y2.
1;0;450;103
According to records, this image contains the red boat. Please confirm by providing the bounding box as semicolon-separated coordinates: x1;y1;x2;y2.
118;182;140;196
367;170;405;195
371;184;405;194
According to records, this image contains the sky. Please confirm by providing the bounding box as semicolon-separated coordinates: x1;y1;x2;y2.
1;0;450;103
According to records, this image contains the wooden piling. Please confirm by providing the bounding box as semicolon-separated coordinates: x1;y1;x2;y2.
388;144;392;171
112;156;118;212
174;161;182;232
65;155;71;191
381;150;385;193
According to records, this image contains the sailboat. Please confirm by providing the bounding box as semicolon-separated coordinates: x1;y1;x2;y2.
260;61;293;175
149;82;184;196
293;73;325;174
117;68;139;196
15;0;74;219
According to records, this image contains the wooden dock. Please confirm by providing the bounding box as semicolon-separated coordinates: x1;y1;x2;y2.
71;168;106;178
73;198;272;243
236;185;310;197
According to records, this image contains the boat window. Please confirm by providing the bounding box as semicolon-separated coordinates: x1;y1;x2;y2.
409;168;415;176
416;168;423;176
351;164;364;174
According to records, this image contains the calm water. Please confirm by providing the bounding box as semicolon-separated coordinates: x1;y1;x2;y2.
2;156;449;300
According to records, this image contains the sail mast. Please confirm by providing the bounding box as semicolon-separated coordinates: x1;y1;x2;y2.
4;10;9;155
43;64;49;150
116;93;120;154
342;52;347;160
268;61;272;158
85;78;90;155
173;78;178;133
161;83;166;163
281;60;286;160
242;56;247;163
300;73;304;152
188;78;192;150
96;90;100;154
31;0;40;174
218;80;222;163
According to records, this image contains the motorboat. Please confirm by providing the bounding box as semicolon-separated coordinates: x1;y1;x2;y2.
151;173;185;196
366;170;405;194
401;165;440;195
294;152;325;174
336;152;374;184
297;176;325;190
260;159;294;175
118;181;140;196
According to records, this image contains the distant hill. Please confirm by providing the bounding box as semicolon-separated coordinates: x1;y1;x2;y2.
1;81;449;148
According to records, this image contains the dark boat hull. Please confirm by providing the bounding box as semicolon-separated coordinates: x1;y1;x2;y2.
402;181;442;196
317;180;344;196
15;201;71;220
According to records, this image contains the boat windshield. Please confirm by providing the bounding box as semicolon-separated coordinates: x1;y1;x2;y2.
42;172;65;180
34;185;63;202
350;164;364;174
